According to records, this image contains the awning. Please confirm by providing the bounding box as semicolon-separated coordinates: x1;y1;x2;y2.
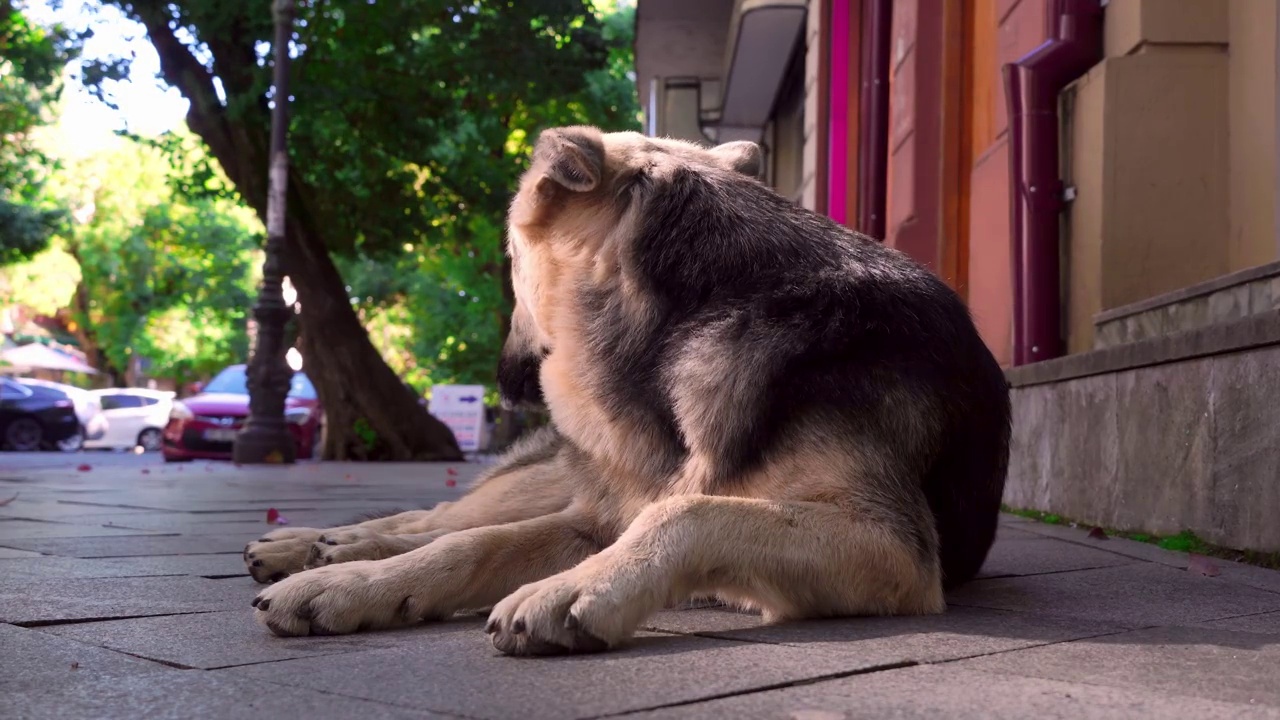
0;343;99;374
707;0;808;143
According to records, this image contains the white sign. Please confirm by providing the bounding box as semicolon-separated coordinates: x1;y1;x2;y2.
428;384;487;452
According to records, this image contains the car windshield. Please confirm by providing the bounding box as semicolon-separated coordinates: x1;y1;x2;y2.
203;366;317;400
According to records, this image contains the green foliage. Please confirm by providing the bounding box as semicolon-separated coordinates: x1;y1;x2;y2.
0;0;80;265
4;136;262;382
78;0;641;391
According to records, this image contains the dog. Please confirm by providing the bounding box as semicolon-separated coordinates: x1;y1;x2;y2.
244;126;1011;655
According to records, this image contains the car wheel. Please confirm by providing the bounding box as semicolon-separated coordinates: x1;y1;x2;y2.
5;417;44;452
56;426;85;453
137;428;163;452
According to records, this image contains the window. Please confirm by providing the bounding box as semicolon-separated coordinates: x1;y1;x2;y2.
101;394;144;410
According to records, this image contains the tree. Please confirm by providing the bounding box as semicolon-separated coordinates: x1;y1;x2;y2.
82;0;635;460
3;137;262;388
0;0;78;265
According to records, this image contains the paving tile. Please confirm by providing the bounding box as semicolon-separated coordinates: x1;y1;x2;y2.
977;535;1138;578
948;563;1280;626
0;623;165;692
41;609;437;669
1009;520;1280;595
0;553;248;580
955;625;1280;707
0;533;250;557
222;624;883;719
0;546;43;558
1196;611;1280;635
630;663;1280;719
4;672;449;720
0;518;167;539
0;575;249;624
645;604;1129;665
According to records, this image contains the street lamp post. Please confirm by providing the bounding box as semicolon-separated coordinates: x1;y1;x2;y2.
234;0;297;465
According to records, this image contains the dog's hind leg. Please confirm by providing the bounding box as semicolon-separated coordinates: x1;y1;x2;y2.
244;428;577;583
250;506;604;637
486;495;945;655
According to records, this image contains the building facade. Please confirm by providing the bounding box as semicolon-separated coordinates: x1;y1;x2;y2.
636;0;1280;553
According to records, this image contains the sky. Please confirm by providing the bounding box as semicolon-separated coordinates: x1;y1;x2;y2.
25;0;189;156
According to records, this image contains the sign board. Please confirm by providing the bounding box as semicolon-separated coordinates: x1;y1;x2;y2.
428;384;487;452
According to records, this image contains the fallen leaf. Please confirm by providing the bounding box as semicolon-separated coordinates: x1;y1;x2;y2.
0;493;17;506
344;473;353;481
76;464;91;472
140;469;150;475
266;508;280;524
1087;526;1108;540
446;467;458;476
265;451;283;464
445;479;457;488
1188;553;1220;577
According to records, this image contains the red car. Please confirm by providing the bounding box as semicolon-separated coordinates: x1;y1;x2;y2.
162;364;323;462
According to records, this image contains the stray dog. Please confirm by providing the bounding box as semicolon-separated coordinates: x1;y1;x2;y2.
245;126;1011;655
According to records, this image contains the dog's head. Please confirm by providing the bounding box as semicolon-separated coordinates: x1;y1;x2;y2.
496;126;762;409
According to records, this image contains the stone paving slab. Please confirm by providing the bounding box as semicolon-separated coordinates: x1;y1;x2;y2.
976;534;1139;578
0;623;165;693
947;562;1280;626
0;553;248;580
955;625;1280;708
1197;610;1280;634
41;608;441;669
1010;520;1280;595
644;604;1131;665
0;518;169;539
0;533;253;557
0;575;247;624
221;626;887;720
5;671;454;720
0;546;43;558
628;663;1280;719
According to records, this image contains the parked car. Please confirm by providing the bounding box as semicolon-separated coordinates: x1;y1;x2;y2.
84;388;176;452
0;377;82;452
162;364;323;462
13;378;108;452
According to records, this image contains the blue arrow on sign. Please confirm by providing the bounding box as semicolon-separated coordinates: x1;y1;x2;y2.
458;396;479;403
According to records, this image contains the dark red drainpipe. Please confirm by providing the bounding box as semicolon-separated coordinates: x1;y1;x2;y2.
856;0;891;241
1002;0;1103;365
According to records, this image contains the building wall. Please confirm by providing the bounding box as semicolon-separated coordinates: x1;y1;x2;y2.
1062;0;1278;352
1228;0;1279;273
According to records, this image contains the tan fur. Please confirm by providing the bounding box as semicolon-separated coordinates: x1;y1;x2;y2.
249;129;947;651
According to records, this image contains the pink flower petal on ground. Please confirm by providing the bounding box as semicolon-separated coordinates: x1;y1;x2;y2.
445;479;457;488
76;464;91;472
266;508;280;524
1187;553;1221;577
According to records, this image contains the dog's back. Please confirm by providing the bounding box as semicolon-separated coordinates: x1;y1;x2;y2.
619;158;1012;588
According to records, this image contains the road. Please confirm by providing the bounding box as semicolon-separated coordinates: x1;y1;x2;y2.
0;449;165;472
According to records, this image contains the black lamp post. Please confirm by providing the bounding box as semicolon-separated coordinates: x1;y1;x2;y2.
234;0;297;465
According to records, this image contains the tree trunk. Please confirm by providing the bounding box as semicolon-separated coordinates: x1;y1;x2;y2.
284;219;463;461
131;1;461;461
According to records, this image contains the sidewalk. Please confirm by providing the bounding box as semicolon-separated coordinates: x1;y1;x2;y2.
1;455;1278;719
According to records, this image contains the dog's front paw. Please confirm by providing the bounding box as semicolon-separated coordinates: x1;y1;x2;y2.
485;567;646;656
252;561;425;637
304;528;416;569
244;527;324;583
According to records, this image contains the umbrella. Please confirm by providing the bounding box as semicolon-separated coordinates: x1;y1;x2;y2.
0;343;99;374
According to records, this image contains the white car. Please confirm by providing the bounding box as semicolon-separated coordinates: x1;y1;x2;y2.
85;388;175;452
14;378;109;452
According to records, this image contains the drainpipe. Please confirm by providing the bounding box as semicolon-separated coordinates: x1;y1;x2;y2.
1002;0;1103;365
856;0;891;241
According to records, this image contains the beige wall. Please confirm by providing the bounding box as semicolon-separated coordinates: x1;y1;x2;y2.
1064;0;1278;352
1228;0;1278;272
798;0;824;211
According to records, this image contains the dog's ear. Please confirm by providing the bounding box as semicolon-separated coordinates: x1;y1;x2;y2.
534;126;605;192
709;140;762;178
